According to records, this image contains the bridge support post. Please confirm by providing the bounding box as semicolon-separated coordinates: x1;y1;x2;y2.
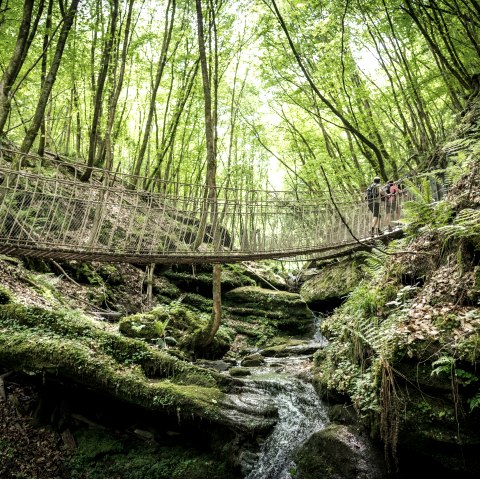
145;263;154;309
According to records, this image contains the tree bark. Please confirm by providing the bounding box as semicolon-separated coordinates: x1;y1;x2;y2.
132;0;176;182
20;0;80;154
0;0;35;135
38;0;54;156
81;0;119;181
194;0;221;347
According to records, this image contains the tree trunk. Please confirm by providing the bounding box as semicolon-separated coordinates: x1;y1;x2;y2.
81;0;119;181
132;0;176;182
38;0;54;157
102;0;134;172
194;0;220;348
0;0;35;135
20;0;80;154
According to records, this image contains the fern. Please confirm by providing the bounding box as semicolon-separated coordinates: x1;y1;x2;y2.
468;392;480;412
438;209;480;249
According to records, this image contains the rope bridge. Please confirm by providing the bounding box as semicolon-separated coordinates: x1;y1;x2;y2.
0;149;446;265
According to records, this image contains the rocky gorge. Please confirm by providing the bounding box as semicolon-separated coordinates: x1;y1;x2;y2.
0;99;480;478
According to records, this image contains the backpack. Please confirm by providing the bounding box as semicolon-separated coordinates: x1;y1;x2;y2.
365;183;379;201
382;184;392;195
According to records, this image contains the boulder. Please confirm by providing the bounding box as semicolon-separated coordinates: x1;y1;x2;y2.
295;424;387;479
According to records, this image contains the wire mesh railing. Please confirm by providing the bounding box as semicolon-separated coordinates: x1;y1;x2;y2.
0;149;448;264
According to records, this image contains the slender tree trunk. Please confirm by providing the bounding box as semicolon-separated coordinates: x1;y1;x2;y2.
81;0;119;181
0;0;35;135
194;0;221;348
145;59;199;189
102;0;134;172
38;0;54;156
20;0;80;154
132;0;176;182
402;0;470;90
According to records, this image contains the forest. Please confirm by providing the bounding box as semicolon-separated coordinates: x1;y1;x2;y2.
1;1;480;478
0;0;478;197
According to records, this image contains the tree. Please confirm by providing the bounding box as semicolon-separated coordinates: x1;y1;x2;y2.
81;0;119;181
20;0;80;154
0;0;38;136
194;0;221;348
131;0;176;183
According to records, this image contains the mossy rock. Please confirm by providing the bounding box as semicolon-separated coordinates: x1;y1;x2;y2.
229;367;251;377
295;424;387;479
0;303;229;422
240;353;264;367
119;303;205;342
96;264;124;285
163;264;255;295
224;286;311;319
0;285;13;304
181;293;214;312
300;258;364;303
224;286;313;337
152;276;181;298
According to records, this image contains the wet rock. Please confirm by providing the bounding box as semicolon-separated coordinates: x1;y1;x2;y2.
195;359;232;372
241;353;265;367
218;384;277;435
229;367;252;377
295;424;387;479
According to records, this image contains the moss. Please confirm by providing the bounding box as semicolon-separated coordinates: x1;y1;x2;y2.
73;429;123;460
0;285;13;304
96;264;124;285
0;304;227;420
119;303;206;343
228;367;251;377
225;286;306;306
222;264;257;288
152;276;181;298
300;258;364;303
68;429;241;479
181;293;213;312
74;262;105;285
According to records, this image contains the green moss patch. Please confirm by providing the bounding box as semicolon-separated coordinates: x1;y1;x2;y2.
300;258;364;303
0;304;226;421
68;429;241;479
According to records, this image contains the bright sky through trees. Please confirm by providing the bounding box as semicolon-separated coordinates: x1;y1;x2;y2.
0;0;477;197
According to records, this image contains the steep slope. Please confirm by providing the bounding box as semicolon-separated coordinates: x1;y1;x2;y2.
313;96;480;477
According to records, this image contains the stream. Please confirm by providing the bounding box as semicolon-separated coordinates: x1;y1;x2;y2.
240;345;330;479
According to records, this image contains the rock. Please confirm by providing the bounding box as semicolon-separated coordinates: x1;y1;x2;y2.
195;359;232;372
229;367;252;377
295;424;387;479
300;256;364;303
241;353;265;367
224;286;314;337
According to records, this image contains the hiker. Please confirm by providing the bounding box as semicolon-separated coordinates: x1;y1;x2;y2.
384;180;403;231
366;176;387;236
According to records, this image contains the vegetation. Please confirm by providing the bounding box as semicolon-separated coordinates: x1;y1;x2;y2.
0;0;478;195
314;129;480;471
0;0;480;475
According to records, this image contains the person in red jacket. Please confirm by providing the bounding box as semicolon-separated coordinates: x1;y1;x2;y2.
384;180;403;231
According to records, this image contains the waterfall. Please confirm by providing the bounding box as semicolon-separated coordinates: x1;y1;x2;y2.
242;357;329;479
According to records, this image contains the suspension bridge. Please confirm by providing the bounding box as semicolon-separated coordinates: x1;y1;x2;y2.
0;148;446;265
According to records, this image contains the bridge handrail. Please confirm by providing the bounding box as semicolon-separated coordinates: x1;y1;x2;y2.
0;147;448;264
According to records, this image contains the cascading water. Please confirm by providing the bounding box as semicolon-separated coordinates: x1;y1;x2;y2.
241;353;330;479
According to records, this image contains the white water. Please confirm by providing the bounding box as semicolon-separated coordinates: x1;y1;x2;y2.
243;362;329;479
